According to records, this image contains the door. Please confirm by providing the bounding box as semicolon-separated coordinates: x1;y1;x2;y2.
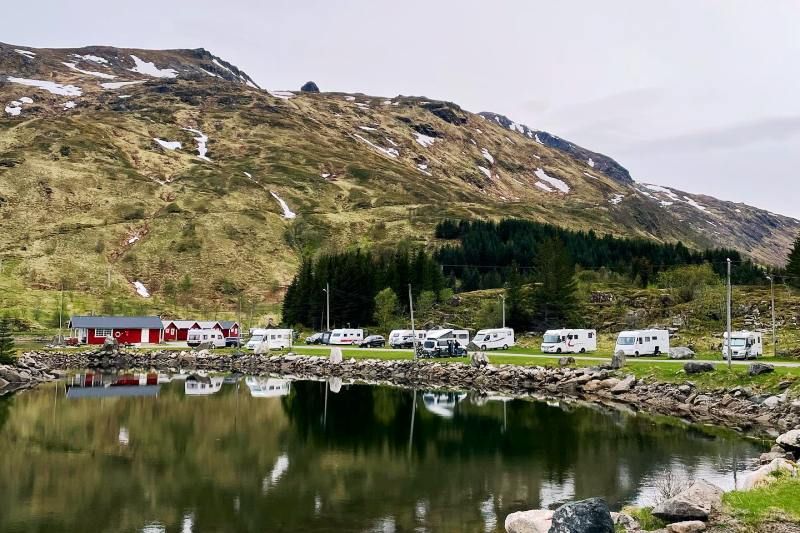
141;329;149;344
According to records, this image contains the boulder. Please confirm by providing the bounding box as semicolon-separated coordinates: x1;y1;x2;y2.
684;362;714;375
748;363;775;376
549;498;614;533
504;509;553;533
777;429;800;451
471;351;489;368
558;356;576;367
742;458;798;490
611;375;636;394
329;347;343;364
300;81;320;93
610;512;639;531
0;367;23;383
763;395;782;409
669;347;696;360
611;352;626;369
666;521;706;533
652;480;723;522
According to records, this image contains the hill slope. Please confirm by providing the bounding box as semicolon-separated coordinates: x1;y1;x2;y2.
0;42;797;305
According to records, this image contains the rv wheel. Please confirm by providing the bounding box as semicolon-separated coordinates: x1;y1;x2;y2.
556;348;562;354
481;345;487;351
503;344;508;350
634;351;639;357
654;347;660;355
580;348;586;353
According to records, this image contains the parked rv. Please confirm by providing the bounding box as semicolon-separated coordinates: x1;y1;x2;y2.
472;328;515;350
248;328;293;351
427;328;470;345
245;328;269;350
388;329;427;348
419;329;469;357
186;328;226;348
614;329;670;357
540;329;597;354
723;331;763;360
328;328;364;345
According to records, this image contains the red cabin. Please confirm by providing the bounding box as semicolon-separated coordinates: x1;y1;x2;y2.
68;316;164;345
162;320;201;341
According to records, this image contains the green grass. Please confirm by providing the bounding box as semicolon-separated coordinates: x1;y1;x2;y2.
620;507;666;530
724;476;800;524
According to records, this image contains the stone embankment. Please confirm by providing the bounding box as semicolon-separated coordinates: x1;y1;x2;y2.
5;350;799;435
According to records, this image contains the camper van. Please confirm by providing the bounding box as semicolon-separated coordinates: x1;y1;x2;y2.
328;328;364;345
245;328;269;350
614;329;670;357
472;328;515;350
186;328;226;348
723;331;763;360
426;328;470;345
419;329;469;357
247;328;293;350
540;329;597;354
388;329;427;349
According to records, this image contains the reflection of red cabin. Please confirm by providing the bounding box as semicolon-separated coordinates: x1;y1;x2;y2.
68;316;164;345
162;320;201;341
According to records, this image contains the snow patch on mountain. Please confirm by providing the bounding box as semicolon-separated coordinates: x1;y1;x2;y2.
270;191;297;219
133;281;150;298
183;128;210;161
72;53;108;64
642;183;680;201
14;49;36;58
130;55;178;78
101;80;146;89
587;158;595;168
478;166;492;179
154;138;181;150
353;133;399;158
534;168;570;193
535;181;553;192
4;104;21;116
62;62;117;80
415;133;436;148
481;148;494;164
7;77;82;96
64;101;76;109
269;90;294;100
684;196;707;211
609;194;624;205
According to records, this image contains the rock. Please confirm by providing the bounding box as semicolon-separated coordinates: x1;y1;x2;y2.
610;512;639;531
504;509;553;533
652;480;723;522
666;521;706;533
748;363;775;376
559;356;576;367
777;429;800;451
0;376;8;389
611;375;636;394
742;458;798;490
763;395;782;409
611;352;626;369
669;347;695;360
759;451;795;464
329;347;343;364
300;81;320;93
471;351;489;368
549;498;614;533
684;362;714;375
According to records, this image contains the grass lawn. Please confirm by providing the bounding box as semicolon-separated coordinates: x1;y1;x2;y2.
723;476;800;525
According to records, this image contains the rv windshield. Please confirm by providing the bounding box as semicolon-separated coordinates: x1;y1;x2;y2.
543;335;561;343
727;338;746;347
250;335;263;342
617;337;636;346
423;340;436;349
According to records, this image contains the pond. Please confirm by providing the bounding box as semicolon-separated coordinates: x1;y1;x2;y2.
0;372;765;532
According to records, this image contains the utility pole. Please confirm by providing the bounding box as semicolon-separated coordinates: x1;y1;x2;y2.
58;285;64;343
726;258;732;369
323;283;330;331
766;274;776;357
409;284;417;360
500;294;506;328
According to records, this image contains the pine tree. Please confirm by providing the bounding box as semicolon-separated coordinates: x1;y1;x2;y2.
531;238;578;328
787;233;800;289
0;317;15;364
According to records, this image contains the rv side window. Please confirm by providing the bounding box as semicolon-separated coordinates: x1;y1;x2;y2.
588;332;593;338
638;337;642;343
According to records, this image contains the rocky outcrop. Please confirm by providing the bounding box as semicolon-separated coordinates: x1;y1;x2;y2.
504;509;552;533
652;480;723;522
0;354;57;395
300;81;320;93
748;362;775;376
669;347;696;360
549;498;614;533
776;429;800;451
742;458;797;490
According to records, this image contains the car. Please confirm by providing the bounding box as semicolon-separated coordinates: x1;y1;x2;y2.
225;337;242;348
305;332;327;345
358;335;386;348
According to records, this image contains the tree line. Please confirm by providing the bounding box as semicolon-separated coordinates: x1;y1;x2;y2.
435;218;765;289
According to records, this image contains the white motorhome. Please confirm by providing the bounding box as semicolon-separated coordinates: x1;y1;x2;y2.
388;329;427;348
723;331;763;360
247;328;293;350
426;328;470;344
328;328;364;345
541;329;597;354
245;328;269;350
614;329;670;357
186;328;226;348
472;328;515;350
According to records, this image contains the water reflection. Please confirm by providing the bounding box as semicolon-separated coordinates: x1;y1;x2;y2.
0;372;766;533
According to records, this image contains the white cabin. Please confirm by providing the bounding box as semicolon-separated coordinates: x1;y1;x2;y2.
186;328;226;348
723;331;763;360
541;329;597;354
614;329;669;357
472;328;515;350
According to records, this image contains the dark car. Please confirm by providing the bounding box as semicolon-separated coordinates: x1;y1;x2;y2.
358;335;386;348
305;332;329;345
225;337;242;348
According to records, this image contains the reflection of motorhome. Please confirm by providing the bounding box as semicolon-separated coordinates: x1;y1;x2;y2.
614;329;670;357
245;377;292;397
388;329;427;348
422;391;467;418
540;329;597;354
186;328;226;348
472;328;515;350
328;328;364;345
184;375;225;395
723;331;763;360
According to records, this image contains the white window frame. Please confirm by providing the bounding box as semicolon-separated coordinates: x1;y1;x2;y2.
96;328;113;337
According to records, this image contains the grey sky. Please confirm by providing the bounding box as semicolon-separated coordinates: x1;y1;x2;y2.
7;0;800;218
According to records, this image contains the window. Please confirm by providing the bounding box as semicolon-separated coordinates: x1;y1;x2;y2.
638;338;643;343
588;332;594;338
645;337;651;342
95;328;113;337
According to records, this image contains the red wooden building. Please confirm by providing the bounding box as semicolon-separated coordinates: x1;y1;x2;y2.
69;316;164;345
162;320;201;341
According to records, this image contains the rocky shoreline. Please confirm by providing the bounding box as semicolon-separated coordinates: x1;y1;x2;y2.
1;349;799;437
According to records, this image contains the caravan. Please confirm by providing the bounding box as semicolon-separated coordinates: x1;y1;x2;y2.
614;329;670;357
328;328;364;345
723;331;763;360
419;329;470;358
388;329;427;348
246;328;293;350
186;328;226;348
472;328;515;350
540;329;597;354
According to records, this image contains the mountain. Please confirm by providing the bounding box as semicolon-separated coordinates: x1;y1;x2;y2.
0;42;797;304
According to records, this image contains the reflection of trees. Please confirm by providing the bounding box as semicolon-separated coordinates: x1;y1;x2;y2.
0;381;763;533
0;396;10;433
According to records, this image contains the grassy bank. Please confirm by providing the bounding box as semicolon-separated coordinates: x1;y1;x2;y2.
723;475;800;525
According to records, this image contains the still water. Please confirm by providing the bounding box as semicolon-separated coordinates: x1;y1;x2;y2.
0;372;765;533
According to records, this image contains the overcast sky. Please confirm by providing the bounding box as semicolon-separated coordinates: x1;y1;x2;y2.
6;0;800;218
